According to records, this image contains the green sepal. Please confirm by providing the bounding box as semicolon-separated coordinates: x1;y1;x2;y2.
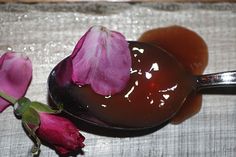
22;107;40;131
14;97;31;117
30;101;62;114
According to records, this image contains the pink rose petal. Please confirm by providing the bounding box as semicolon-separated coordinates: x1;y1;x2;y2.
0;52;32;112
55;57;73;86
71;26;131;95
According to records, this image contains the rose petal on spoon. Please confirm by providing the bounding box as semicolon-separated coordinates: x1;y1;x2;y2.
70;26;131;95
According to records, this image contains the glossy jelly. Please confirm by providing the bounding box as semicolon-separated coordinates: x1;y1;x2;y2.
49;41;196;128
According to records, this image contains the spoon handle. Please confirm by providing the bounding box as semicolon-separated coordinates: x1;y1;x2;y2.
196;71;236;94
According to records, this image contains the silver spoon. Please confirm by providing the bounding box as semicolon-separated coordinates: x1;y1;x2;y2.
48;42;236;131
48;69;236;130
197;71;236;93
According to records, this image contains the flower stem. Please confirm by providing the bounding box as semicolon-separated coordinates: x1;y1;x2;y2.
0;90;17;104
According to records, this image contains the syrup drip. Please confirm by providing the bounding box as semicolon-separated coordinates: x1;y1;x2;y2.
138;25;208;124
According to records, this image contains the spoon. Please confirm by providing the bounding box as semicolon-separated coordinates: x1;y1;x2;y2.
48;41;236;131
196;71;236;94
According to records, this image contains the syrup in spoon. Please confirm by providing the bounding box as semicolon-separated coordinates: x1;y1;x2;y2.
48;26;236;130
48;41;196;129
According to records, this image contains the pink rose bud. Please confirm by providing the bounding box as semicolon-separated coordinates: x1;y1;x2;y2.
70;26;131;95
36;112;85;155
0;52;32;112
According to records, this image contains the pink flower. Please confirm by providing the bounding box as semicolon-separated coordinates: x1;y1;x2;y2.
70;26;131;95
36;112;85;155
0;52;32;112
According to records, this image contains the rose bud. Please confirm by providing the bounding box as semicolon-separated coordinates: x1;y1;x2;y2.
0;52;32;112
0;52;85;156
13;98;85;156
36;112;85;155
70;26;131;95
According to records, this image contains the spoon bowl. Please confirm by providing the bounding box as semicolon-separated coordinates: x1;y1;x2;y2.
48;41;236;131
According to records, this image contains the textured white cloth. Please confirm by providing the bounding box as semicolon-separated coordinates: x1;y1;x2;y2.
0;2;236;157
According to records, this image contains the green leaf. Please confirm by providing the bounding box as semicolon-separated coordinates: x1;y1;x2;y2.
30;101;58;114
22;107;40;131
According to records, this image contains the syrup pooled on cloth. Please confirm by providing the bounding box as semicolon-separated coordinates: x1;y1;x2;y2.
49;26;199;128
138;25;208;124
